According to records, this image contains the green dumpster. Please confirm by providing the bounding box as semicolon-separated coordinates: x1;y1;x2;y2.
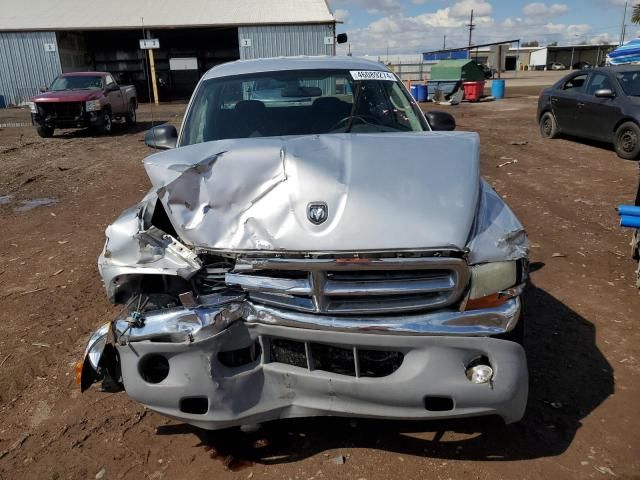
429;60;486;82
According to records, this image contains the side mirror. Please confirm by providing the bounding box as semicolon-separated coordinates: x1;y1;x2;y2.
106;84;120;92
336;33;348;44
595;88;615;98
145;124;178;150
39;86;48;93
426;111;456;131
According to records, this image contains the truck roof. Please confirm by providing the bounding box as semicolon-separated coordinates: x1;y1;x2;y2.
202;56;390;80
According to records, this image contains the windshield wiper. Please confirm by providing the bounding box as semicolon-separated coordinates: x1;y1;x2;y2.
344;81;363;133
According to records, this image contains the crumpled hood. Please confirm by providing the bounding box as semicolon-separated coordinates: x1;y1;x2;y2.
144;132;481;252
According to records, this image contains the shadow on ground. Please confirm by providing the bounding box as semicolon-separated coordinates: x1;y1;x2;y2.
156;282;613;469
52;120;167;138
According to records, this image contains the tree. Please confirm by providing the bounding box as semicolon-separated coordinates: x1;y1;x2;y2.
522;40;540;47
547;41;558;46
632;4;640;23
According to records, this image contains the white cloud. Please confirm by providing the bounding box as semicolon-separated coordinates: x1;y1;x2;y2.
333;0;608;56
334;8;350;22
523;2;569;18
450;0;493;18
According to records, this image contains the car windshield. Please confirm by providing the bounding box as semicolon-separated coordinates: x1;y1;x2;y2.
49;75;103;91
180;68;428;146
616;70;640;96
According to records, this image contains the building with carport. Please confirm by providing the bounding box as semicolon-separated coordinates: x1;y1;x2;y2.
0;0;337;107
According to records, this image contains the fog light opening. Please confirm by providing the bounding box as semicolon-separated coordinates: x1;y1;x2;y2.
139;354;170;384
465;356;493;384
180;396;209;415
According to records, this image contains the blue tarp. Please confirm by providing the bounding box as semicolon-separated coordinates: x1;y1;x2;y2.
607;38;640;65
423;50;469;62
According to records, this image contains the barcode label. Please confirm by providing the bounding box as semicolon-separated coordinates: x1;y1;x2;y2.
350;70;396;81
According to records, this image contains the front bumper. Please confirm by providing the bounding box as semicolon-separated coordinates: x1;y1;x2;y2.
104;298;527;429
31;110;102;129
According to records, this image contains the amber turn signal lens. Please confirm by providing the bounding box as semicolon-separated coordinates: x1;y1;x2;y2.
464;293;511;311
74;360;83;385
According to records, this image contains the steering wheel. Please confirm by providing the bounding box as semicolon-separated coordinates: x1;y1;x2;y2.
330;114;380;132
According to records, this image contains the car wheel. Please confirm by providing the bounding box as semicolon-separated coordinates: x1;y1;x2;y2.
614;121;640;159
539;112;558;139
100;111;113;135
125;102;137;126
36;126;54;138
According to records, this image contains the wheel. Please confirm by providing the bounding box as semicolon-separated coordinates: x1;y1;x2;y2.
614;121;640;160
539;112;558;139
125;101;137;126
100;110;113;135
36;126;54;138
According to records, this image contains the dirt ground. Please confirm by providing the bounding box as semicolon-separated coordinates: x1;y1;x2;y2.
0;96;639;480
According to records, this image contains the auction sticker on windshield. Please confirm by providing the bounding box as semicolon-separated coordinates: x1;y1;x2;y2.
350;71;396;81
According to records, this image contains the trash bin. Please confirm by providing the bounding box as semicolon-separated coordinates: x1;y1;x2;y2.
416;84;428;102
491;79;506;99
462;81;485;102
410;85;418;100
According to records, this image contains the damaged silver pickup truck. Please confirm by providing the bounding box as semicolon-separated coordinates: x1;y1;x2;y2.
78;57;529;429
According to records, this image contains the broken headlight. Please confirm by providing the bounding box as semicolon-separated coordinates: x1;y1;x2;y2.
464;261;523;310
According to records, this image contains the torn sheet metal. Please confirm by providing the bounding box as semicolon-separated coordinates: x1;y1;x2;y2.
113;302;245;344
143;132;482;252
98;193;202;301
466;179;528;265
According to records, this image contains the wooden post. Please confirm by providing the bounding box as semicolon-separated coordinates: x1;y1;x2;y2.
148;48;159;105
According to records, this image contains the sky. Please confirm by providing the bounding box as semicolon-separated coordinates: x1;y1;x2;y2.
328;0;635;57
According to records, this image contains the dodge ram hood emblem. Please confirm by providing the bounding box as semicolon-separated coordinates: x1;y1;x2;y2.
307;202;328;225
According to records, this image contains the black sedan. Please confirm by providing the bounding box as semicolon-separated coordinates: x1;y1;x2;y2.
538;65;640;159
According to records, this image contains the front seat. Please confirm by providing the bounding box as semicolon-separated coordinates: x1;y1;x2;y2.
229;100;268;138
311;97;351;133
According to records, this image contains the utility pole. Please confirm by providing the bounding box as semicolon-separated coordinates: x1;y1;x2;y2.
443;34;447;50
620;1;628;46
466;10;476;48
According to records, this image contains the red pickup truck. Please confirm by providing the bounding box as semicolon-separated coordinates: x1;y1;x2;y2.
29;72;137;138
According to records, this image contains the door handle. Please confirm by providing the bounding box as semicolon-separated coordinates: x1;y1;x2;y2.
551;97;558;103
577;102;585;108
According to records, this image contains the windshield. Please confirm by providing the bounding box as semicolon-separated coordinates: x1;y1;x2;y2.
616;70;640;96
50;75;103;91
180;69;428;146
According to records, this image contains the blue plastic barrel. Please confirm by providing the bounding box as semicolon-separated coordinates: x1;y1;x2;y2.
0;95;5;109
410;85;418;100
416;84;428;102
621;215;640;228
491;79;506;99
618;205;640;217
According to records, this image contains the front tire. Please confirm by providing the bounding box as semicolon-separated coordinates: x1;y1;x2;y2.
36;126;54;138
100;110;113;135
614;121;640;160
125;101;137;127
539;112;558;139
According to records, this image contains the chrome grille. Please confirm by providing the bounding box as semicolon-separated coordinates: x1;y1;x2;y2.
226;257;469;315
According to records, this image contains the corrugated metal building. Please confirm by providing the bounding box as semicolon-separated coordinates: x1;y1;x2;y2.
0;0;337;106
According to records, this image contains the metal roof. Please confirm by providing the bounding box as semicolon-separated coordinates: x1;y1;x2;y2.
0;0;335;31
202;56;387;80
